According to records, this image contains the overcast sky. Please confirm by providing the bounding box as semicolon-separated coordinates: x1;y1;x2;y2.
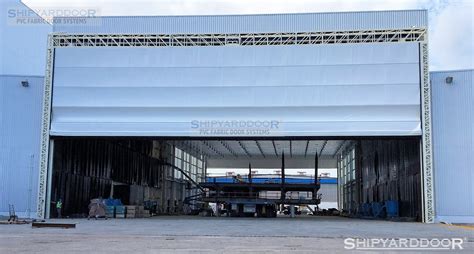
22;0;473;71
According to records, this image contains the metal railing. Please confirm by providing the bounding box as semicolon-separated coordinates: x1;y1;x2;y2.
203;190;318;200
205;174;321;184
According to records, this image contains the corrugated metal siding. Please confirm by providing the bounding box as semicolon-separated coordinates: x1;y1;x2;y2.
431;69;474;223
0;0;51;76
53;10;427;34
0;75;43;218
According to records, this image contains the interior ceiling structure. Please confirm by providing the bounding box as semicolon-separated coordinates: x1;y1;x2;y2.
174;140;347;160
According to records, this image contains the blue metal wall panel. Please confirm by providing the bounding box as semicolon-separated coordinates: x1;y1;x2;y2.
0;0;51;76
431;69;474;223
51;43;421;137
53;10;427;34
0;75;43;218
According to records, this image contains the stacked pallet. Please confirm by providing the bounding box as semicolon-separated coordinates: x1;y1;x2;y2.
141;207;151;218
125;206;137;218
125;206;150;218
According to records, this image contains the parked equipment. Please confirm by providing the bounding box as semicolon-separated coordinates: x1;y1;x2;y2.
199;153;321;218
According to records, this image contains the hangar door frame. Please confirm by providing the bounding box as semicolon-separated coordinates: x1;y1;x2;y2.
37;29;435;222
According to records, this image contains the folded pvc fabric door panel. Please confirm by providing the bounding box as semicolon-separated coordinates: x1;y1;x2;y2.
50;43;421;137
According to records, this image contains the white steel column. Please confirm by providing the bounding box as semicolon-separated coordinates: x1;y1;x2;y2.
37;34;55;219
420;41;435;223
45;140;54;219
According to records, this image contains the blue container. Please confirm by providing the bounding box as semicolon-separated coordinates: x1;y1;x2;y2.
385;200;399;218
105;198;123;206
104;198;115;206
360;203;371;216
371;202;385;218
105;206;115;218
115;206;125;214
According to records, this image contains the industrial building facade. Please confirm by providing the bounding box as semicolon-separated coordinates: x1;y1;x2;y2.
37;10;434;222
0;5;472;223
0;0;51;218
432;69;474;223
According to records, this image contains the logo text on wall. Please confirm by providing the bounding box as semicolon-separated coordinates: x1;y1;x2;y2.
191;120;280;136
7;6;100;26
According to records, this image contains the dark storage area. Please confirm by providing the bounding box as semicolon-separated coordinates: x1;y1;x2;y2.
49;137;422;221
50;138;171;217
338;139;422;221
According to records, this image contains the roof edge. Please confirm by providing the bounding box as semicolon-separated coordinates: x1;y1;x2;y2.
430;69;474;73
52;9;428;19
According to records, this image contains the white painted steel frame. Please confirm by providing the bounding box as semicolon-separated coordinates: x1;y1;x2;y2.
37;34;54;219
51;28;426;47
420;42;434;223
37;28;434;223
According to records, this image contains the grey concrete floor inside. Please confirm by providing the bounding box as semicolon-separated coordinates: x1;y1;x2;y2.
0;216;472;253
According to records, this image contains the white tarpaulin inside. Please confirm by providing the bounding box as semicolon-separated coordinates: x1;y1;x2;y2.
51;43;421;137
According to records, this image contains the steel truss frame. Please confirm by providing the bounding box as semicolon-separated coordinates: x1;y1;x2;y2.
37;27;434;223
51;28;426;47
420;42;434;223
37;34;54;219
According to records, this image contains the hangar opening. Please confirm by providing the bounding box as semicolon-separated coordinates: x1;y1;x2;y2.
48;137;422;221
38;12;433;222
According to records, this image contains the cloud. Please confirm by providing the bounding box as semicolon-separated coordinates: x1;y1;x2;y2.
429;2;474;70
